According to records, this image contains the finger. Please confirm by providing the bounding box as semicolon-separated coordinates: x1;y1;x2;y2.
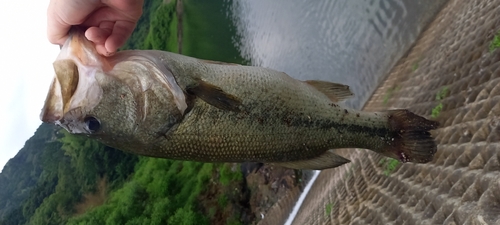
95;44;111;57
47;0;101;45
85;22;114;45
104;20;137;54
47;0;70;45
81;2;143;28
87;22;116;56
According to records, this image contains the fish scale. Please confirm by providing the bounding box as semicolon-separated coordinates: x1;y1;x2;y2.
40;29;439;170
151;55;387;161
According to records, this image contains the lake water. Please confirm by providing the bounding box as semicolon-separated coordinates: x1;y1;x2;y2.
229;0;448;109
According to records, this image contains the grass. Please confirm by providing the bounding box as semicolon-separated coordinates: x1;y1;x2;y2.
489;30;500;52
208;207;216;218
219;163;243;186
431;103;444;118
431;86;449;118
325;202;334;216
226;217;243;225
383;86;400;104
383;91;391;104
411;62;419;72
217;194;229;208
379;158;400;176
435;86;449;101
345;164;354;179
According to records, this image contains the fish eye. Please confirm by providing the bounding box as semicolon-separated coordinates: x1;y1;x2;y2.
84;116;101;133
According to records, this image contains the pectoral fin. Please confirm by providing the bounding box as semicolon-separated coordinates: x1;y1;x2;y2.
274;150;350;170
305;80;353;102
186;79;242;112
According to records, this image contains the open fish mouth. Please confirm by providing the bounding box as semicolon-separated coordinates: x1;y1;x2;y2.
40;29;104;132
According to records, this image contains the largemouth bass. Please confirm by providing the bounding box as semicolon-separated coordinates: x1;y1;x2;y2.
40;29;439;170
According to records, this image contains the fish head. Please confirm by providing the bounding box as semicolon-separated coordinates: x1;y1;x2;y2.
40;29;187;151
40;28;108;133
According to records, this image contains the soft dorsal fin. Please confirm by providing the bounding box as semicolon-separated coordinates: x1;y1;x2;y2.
305;80;354;102
274;150;350;170
186;79;242;112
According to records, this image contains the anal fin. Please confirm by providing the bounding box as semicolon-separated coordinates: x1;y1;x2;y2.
274;150;350;170
186;79;242;112
305;80;354;102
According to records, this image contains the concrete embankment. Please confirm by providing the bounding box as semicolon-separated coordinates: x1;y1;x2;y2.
291;0;500;224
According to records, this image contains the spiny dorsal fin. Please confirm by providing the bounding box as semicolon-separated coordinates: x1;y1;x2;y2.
305;80;354;102
186;79;242;112
274;150;350;170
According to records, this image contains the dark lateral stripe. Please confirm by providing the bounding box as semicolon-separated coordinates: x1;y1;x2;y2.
289;117;390;138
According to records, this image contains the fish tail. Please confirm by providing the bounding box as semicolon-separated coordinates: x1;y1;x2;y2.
382;109;439;163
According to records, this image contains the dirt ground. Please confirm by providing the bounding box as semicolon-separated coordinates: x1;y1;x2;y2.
243;163;304;225
195;162;307;225
290;0;500;224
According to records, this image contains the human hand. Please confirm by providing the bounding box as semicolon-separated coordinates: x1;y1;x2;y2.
47;0;144;56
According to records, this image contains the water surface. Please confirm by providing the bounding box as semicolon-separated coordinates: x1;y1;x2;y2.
231;0;447;109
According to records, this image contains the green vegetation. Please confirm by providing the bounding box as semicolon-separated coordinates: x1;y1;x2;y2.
217;194;229;208
489;30;500;52
325;202;335;216
226;217;243;225
1;0;248;224
431;86;449;118
67;159;211;225
219;163;243;186
144;2;178;52
344;164;354;179
379;158;400;176
181;0;245;63
383;86;400;104
435;86;449;101
120;0;164;50
0;124;55;220
0;126;138;225
431;103;444;118
411;62;419;72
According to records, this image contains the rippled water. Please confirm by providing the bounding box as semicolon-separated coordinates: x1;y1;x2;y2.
230;0;447;109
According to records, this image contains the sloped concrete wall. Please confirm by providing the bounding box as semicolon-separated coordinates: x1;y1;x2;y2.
292;0;500;224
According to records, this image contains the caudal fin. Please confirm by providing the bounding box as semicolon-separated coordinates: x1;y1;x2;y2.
383;109;439;163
